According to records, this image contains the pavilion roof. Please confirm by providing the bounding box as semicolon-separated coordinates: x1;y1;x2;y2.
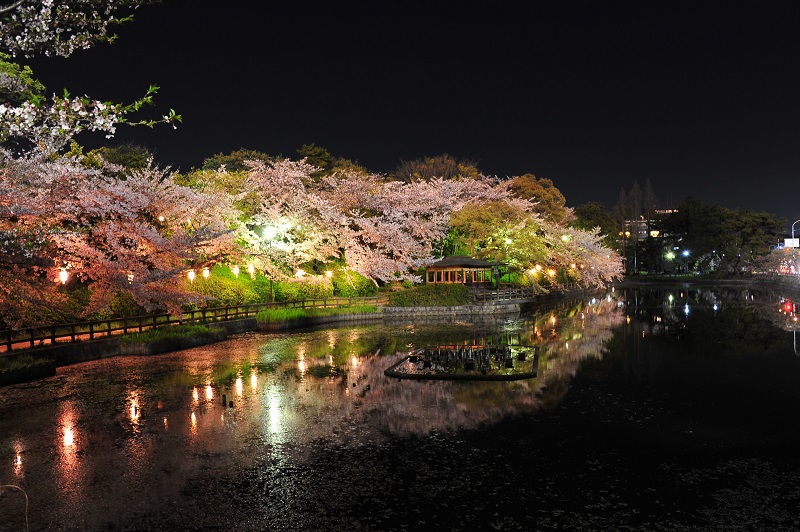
426;256;500;269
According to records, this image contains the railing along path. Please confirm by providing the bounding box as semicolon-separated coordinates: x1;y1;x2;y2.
1;295;386;353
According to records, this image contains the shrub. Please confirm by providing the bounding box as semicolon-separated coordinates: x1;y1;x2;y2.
387;284;471;307
332;269;377;297
273;276;334;302
186;264;272;305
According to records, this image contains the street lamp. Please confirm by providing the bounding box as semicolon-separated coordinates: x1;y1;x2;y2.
792;219;800;245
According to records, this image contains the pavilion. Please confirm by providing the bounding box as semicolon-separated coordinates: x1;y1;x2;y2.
424;256;501;288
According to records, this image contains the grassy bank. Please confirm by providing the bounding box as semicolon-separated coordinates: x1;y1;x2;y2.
0;354;57;386
386;284;471;307
119;323;221;344
255;305;379;324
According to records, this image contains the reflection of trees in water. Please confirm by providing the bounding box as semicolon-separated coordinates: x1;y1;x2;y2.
618;284;798;355
230;294;627;443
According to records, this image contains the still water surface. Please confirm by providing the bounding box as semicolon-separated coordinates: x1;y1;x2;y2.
1;284;800;531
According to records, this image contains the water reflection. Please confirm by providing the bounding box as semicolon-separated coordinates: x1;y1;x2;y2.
4;284;800;530
618;284;800;354
12;440;23;478
56;402;85;507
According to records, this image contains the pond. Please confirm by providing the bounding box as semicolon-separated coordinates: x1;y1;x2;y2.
1;284;800;531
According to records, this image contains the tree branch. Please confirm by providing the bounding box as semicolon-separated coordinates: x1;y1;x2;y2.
0;0;24;15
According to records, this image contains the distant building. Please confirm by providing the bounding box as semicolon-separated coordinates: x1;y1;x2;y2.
622;208;678;241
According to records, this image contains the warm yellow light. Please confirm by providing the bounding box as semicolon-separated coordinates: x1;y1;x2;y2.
205;385;213;401
325;270;333;278
295;269;306;278
202;267;210;279
58;268;69;285
650;230;660;238
247;264;255;278
127;271;134;284
235;377;243;397
232;265;240;277
625;231;631;238
63;426;74;447
548;269;556;276
561;234;571;242
187;269;196;282
535;264;542;271
158;215;165;222
263;226;278;240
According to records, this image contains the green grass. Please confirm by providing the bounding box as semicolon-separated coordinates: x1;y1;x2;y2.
387;284;471;307
255;305;378;323
0;354;53;372
119;323;220;344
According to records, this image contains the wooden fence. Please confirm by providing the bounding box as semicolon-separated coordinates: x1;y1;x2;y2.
1;295;386;353
471;287;539;302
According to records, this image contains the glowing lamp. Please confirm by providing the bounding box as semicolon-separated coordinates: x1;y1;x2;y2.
325;270;333;278
187;269;196;283
232;265;240;277
202;267;210;279
58;268;69;285
247;264;255;278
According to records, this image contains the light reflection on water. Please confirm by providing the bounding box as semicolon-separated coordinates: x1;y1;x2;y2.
0;290;632;527
4;285;800;529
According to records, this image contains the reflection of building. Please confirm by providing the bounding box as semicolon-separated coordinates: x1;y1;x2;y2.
425;256;498;287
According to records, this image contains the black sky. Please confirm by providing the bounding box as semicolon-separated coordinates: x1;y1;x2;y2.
25;0;800;226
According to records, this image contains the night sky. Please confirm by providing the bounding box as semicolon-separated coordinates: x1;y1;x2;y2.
24;1;800;225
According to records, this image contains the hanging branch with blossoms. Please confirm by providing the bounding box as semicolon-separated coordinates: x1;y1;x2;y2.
1;1;179;153
1;77;181;152
0;0;154;58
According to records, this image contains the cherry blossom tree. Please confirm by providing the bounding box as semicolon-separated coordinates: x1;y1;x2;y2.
531;219;623;289
0;151;239;326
